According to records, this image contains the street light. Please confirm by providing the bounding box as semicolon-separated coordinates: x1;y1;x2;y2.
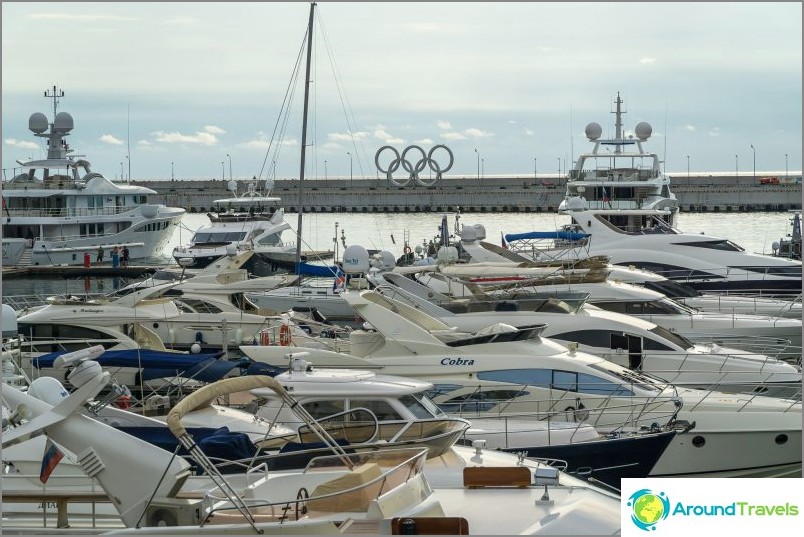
686;155;690;178
473;148;480;180
750;144;756;182
171;161;174;181
735;154;738;181
785;153;789;178
226;153;233;180
481;158;485;179
120;162;123;181
534;157;537;179
557;156;561;178
221;161;225;181
347;152;353;187
324;159;328;180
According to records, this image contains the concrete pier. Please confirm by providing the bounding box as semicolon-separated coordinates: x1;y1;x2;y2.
137;172;802;214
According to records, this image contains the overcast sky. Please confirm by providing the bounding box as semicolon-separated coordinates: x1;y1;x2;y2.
2;2;801;182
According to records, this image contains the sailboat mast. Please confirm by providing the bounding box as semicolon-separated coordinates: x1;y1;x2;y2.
295;2;316;270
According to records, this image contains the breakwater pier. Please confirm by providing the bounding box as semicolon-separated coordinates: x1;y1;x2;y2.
139;172;801;214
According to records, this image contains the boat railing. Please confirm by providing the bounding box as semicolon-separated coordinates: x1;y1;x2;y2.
2;205;146;219
684;335;801;364
200;447;429;524
661;266;802;285
682;292;802;317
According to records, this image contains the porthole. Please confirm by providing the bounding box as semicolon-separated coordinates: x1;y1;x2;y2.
691;435;705;448
775;434;788;445
153;323;159;329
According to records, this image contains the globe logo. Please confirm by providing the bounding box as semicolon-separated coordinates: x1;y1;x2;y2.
627;489;670;531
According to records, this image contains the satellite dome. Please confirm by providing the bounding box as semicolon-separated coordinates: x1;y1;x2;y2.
27;377;69;406
437;246;459;264
28;112;48;134
227;179;238;192
585;122;602;141
377;250;396;269
634;122;652;140
343;245;370;274
53;112;74;132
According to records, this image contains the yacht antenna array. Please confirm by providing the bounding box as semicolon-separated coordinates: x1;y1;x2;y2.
44;85;64;119
611;92;625;154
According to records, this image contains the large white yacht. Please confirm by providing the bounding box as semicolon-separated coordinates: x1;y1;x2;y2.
1;86;185;267
171;179;298;275
524;93;803;294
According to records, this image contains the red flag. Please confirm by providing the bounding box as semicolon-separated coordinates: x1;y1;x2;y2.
39;439;65;483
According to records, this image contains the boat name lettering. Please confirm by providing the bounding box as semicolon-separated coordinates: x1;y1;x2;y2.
79;308;103;313
440;357;475;366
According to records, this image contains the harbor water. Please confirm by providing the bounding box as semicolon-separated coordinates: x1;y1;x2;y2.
1;211;797;298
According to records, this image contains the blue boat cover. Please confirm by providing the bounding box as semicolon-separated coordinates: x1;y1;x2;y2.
118;426;256;461
296;262;343;277
504;231;590;242
31;349;237;383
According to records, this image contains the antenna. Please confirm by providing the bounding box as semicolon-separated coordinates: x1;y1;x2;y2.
127;102;131;184
44;85;65;118
663;102;668;175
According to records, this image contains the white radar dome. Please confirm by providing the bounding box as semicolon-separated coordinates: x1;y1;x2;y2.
343;245;370;274
377;250;396;269
437;246;459;264
53;112;74;132
585;122;602;141
27;377;70;406
634;122;652;140
227;179;238;193
28;112;48;134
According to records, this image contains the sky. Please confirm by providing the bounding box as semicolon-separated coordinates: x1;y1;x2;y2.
1;1;802;182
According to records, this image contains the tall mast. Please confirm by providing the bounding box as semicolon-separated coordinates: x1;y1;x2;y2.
294;2;315;271
613;92;624;155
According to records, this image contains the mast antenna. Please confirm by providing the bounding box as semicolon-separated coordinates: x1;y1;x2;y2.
44;85;65;119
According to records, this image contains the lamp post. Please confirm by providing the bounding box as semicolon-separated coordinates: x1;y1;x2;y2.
735;154;738;181
750;144;756;182
324;159;328;180
347;152;353;187
481;158;485;179
226;153;232;180
171;161;174;181
474;148;480;180
534;157;537;179
785;153;788;178
221;161;225;181
120;162;123;181
686;155;689;178
557;156;561;179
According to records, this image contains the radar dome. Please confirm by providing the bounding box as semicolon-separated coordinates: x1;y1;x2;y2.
227;179;238;193
53;112;74;132
28;112;48;134
343;245;370;274
28;377;69;406
634;122;652;140
437;246;459;264
377;250;396;269
585;122;602;141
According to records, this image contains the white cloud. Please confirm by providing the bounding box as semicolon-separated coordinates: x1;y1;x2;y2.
523;127;534;136
203;125;226;134
151;130;218;145
414;138;434;145
328;131;369;142
464;128;494;138
685;125;696;132
708;127;721;137
436;120;452;130
441;132;468;140
4;138;39;150
639;57;657;64
137;140;152;147
99;134;124;145
507;120;517;125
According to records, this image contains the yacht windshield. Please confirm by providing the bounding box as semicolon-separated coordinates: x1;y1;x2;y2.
587;362;666;394
648;324;695;350
192;231;247;243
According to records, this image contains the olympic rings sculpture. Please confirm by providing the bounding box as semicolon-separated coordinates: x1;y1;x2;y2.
374;144;454;187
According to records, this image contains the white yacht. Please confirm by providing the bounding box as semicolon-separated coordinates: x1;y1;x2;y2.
172;179;299;275
514;93;803;295
1;86;185;267
240;289;802;478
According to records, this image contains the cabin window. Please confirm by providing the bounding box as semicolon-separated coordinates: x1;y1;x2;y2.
349;400;403;421
399;395;439;419
301;400;345;420
674;240;744;252
439;389;530;413
648;325;695;350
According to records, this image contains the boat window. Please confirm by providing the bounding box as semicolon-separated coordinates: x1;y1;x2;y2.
426;384;465;399
439;389;530;413
648;325;695;350
614;262;722;280
414;394;447;417
399;395;439;419
642;337;675;351
548;329;619;348
17;323;111;340
674;240;745;252
301;399;345;420
192;231;248;244
587;362;663;393
349;400;403;421
732;266;802;276
642;280;700;298
177;299;222;313
592;301;628;314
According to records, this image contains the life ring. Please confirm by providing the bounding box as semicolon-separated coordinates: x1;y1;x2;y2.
279;324;292;346
260;330;270;346
403;245;412;255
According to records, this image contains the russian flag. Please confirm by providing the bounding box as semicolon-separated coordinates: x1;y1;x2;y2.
39;439;65;483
